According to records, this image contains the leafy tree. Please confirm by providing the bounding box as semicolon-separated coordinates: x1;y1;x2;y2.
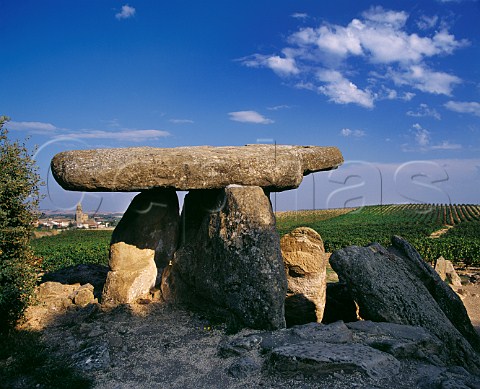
0;116;41;332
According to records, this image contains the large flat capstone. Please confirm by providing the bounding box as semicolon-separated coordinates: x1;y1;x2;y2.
51;144;343;192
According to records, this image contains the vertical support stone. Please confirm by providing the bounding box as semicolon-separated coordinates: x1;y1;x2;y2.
103;189;179;304
162;185;287;330
280;227;327;326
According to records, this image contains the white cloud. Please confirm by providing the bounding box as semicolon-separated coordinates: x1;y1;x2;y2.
228;111;274;124
317;69;374;108
390;64;461;95
444;101;480;116
59;129;170;142
169;119;194;124
8;121;58;134
340;128;366;137
115;5;136;20
406;103;441;120
240;54;299;77
404;123;462;152
416;15;439;30
362;6;408;28
413;123;431;146
241;6;468;107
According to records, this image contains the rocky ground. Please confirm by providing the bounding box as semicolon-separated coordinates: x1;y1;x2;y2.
12;265;479;389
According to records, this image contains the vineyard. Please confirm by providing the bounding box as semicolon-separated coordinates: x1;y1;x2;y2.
31;204;480;272
31;230;111;272
276;204;480;266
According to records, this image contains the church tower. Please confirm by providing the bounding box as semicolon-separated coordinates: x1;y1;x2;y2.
75;203;88;226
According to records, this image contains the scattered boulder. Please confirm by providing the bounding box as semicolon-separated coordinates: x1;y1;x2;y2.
445;260;463;287
162;185;287;331
330;241;480;373
22;281;99;330
51;145;344;192
73;284;96;307
41;264;108;299
435;256;463;287
280;227;327;326
434;256;448;281
391;236;480;352
103;242;158;305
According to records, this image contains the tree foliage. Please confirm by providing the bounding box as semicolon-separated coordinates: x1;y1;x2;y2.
0;116;41;332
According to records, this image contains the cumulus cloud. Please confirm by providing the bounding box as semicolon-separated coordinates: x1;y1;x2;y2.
228;111;274;124
390;64;461;95
116;5;136;20
240;6;468;108
444;101;480;116
317;69;374;108
240;53;299;76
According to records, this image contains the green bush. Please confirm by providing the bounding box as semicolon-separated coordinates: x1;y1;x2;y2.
0;116;41;332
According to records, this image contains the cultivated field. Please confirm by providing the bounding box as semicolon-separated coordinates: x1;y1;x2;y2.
32;204;480;271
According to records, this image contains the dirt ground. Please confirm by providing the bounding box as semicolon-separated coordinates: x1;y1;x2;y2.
15;267;480;389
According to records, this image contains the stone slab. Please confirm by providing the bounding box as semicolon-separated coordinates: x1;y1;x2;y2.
51;144;343;192
269;341;401;379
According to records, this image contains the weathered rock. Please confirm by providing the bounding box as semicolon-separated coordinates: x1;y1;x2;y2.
445;260;463;287
73;284;96;307
435;256;448;281
103;189;179;304
162;185;287;331
110;188;180;269
322;282;359;324
259;321;354;353
346;321;445;365
280;227;327;326
330;242;480;373
269;341;401;379
390;236;480;352
102;242;157;304
51;145;343;192
42;264;109;299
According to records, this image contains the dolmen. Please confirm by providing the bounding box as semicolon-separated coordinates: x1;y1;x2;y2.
51;144;343;330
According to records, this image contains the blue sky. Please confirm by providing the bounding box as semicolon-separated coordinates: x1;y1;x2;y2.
1;0;479;212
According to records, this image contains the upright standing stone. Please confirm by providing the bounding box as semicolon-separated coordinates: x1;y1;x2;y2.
390;236;480;351
280;227;327;326
162;185;287;330
103;189;180;304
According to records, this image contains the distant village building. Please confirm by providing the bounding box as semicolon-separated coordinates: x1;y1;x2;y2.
75;203;89;227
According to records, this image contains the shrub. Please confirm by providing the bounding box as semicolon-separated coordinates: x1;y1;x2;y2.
0;116;41;332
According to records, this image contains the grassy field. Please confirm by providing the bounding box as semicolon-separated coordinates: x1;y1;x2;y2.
31;204;480;271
